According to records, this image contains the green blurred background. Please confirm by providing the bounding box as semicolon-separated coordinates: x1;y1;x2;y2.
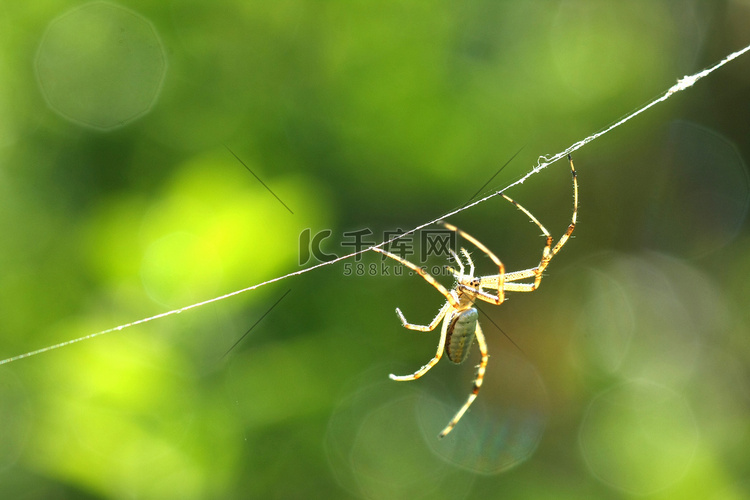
1;1;750;498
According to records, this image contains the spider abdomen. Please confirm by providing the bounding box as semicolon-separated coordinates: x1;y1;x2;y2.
445;308;478;364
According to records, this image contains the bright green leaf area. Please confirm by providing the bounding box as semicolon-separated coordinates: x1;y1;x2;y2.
1;1;749;499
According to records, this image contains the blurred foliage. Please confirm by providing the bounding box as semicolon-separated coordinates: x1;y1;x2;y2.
1;0;750;499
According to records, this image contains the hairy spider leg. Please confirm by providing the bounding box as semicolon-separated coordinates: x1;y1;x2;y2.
373;247;458;381
459;248;475;277
446;250;463;275
446;248;477;282
372;247;459;327
389;306;454;382
439;221;506;305
439;321;488;437
478;155;578;293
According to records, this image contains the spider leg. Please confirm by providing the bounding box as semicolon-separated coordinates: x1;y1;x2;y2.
375;246;455;332
455;284;504;305
479;155;578;294
545;154;578;268
396;301;451;332
439;222;506;305
390;313;452;382
373;248;456;380
447;249;465;276
460;248;474;277
373;247;460;308
446;248;476;281
497;192;553;291
439;321;488;438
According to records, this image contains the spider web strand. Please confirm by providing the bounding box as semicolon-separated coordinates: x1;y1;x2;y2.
1;42;749;366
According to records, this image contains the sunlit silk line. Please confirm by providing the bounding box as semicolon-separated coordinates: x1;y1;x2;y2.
1;42;749;366
524;42;750;184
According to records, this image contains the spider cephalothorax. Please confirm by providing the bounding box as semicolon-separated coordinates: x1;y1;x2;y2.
374;155;578;438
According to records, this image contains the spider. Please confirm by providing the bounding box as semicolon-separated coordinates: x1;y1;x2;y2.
373;154;578;438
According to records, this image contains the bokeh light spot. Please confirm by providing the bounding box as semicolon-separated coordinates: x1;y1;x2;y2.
418;350;548;475
35;2;166;130
325;376;475;500
574;271;635;374
579;379;698;495
567;252;728;386
643;121;750;258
